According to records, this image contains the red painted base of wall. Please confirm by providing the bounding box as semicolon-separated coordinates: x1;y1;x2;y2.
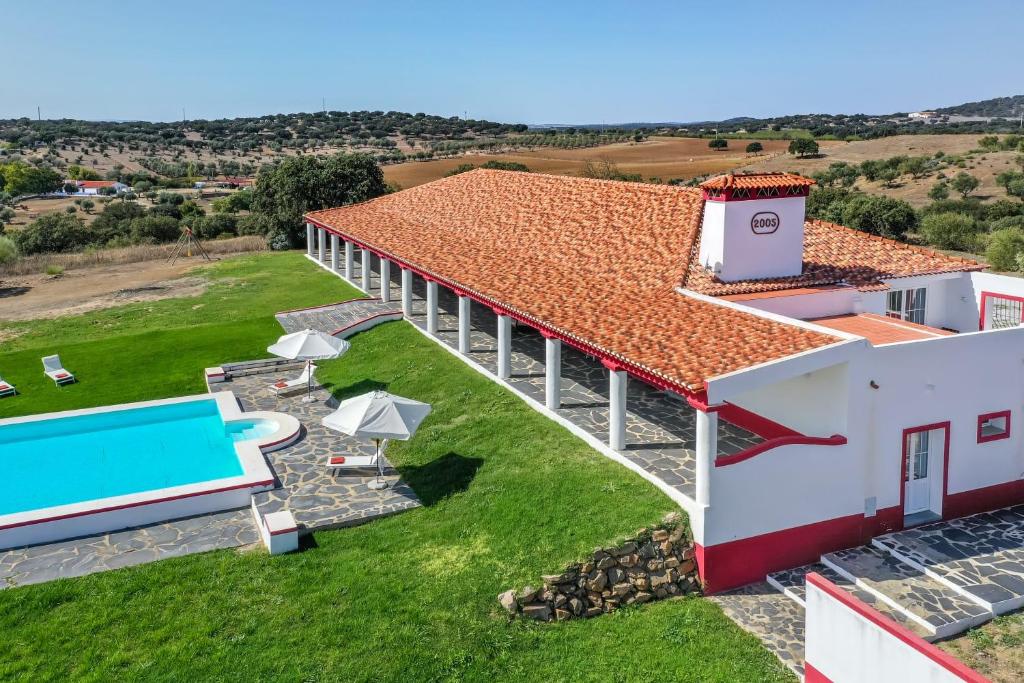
803;663;831;683
698;479;1024;592
945;479;1024;520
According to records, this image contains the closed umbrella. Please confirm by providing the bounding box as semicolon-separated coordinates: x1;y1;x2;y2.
267;329;350;401
321;390;432;489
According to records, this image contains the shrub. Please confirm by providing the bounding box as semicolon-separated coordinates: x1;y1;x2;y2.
128;216;182;244
985;228;1024;270
950;171;980;198
45;264;64;276
91;201;147;243
236;213;272;236
190;213;237;240
14;212;91;254
708;138;728;150
838;194;918;239
745;142;763;154
919;212;980;251
986;200;1024;221
990;216;1024;231
927;182;949;201
0;235;17;265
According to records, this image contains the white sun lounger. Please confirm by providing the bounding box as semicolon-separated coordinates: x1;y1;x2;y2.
268;363;318;396
42;355;75;386
0;376;15;397
326;439;388;474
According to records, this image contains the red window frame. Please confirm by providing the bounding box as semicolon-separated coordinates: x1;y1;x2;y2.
979;291;1024;330
977;410;1011;443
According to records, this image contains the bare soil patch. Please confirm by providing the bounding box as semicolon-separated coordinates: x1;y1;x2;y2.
0;258;221;321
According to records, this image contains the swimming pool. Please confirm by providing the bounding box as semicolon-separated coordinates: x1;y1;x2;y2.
0;392;298;550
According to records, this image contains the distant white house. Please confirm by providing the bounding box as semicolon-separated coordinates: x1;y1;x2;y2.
71;180;128;195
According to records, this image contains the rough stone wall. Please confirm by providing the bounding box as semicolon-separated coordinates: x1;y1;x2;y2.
498;513;698;621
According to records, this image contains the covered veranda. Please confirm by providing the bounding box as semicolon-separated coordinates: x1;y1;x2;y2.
304;226;765;505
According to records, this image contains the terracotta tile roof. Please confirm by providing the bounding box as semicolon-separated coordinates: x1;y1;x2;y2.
682;219;983;297
811;313;954;345
699;172;816;191
307;170;840;393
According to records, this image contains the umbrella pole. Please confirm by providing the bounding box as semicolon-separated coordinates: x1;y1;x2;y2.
369;437;388;490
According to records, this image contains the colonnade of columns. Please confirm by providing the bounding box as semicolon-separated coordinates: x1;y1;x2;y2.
305;222;715;504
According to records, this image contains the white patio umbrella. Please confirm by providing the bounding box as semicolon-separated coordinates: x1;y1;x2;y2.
321;390;432;489
267;329;350;401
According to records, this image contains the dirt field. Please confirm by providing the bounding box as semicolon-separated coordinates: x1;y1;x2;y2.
744;134;1018;207
383;136;823;188
0;257;229;322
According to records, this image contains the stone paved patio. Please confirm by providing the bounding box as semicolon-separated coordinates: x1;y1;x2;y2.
322;256;763;501
211;372;421;531
0;509;257;589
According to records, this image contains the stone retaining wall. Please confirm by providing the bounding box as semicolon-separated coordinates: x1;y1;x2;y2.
498;513;698;621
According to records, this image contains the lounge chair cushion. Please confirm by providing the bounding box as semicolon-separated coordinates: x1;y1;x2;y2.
329;456;347;465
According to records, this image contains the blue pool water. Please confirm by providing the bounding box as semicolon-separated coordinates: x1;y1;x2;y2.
0;399;248;516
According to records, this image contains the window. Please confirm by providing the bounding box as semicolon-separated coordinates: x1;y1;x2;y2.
978;411;1011;443
886;287;927;324
980;293;1024;330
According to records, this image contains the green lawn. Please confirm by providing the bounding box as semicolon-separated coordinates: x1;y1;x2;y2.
0;252;792;681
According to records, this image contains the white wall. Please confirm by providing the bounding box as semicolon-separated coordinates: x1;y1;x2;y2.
729;363;849;436
860;327;1024;513
805;575;983;683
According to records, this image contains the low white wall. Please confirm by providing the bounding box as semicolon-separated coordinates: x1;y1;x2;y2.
704;441;860;546
805;573;985;682
740;287;859;320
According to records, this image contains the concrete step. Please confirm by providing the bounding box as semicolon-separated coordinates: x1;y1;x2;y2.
766;561;934;640
822;545;992;639
873;506;1024;615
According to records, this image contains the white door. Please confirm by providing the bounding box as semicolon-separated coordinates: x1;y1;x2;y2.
904;431;931;515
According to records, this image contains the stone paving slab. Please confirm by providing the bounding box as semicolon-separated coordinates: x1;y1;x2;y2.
0;509;258;589
709;581;806;679
823;545;991;638
873;505;1024;614
276;298;401;337
767;561;933;640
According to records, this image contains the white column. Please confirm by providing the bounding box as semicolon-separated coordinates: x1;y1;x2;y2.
426;281;439;333
544;336;561;410
695;409;717;506
361;249;372;292
380;259;392;303
608;366;627;450
401;268;413;317
458;296;471;354
344;241;354;280
330;234;339;273
496;314;512;379
318;228;326;263
306;223;314;256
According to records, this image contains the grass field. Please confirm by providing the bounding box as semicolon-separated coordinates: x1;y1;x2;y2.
0;252;792;681
383;136;805;188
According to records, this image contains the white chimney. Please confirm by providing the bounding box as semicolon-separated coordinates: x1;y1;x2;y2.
697;173;815;282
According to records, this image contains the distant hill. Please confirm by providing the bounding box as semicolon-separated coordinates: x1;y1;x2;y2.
935;95;1024;118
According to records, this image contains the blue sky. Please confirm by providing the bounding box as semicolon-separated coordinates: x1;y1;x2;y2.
3;1;1020;124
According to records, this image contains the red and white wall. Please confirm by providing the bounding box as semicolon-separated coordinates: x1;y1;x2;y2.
804;572;988;682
